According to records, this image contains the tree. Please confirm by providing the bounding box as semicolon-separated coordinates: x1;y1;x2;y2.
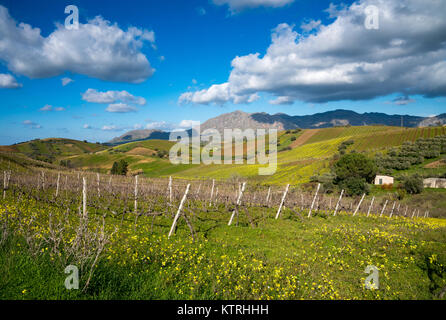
118;160;128;176
111;161;119;175
334;153;377;196
334;153;377;183
110;160;128;175
400;174;424;194
339;177;370;196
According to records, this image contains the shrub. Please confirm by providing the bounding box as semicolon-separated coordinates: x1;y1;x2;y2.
400;174;424;194
340;177;370;196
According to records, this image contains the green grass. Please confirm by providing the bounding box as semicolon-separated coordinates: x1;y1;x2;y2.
1;187;445;300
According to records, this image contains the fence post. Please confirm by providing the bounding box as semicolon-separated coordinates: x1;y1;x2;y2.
266;187;271;207
389;201;396;218
209;179;215;206
275;184;290;219
82;177;87;218
308;183;321;218
353;193;366;216
2;171;6;200
228;182;246;226
367;196;375;217
168;184;191;238
169;176;172;203
334;189;344;216
134;175;138;214
379;200;388;217
56;172;60;197
97;173;100;197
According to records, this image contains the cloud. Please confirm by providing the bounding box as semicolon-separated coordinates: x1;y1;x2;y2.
300;19;321;32
101;125;122;132
181;0;446;105
23;120;42;129
269;96;294;105
391;96;416;105
144;119;199;131
39;105;65;112
178;120;200;128
83;124;92;129
179;82;259;105
106;103;138;113
145;121;172;130
0;73;22;88
61;77;73;86
213;0;294;12
0;5;155;83
82;89;146;105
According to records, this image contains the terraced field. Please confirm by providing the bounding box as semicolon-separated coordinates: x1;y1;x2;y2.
2;126;445;184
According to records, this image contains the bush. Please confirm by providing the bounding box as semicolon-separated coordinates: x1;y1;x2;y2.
340;177;370;196
111;160;129;176
400;174;424;194
334;153;377;184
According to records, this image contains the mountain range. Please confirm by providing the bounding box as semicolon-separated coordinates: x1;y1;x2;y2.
109;109;446;144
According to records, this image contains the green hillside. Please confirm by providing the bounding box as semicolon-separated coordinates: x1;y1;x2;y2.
9;138;108;164
2;126;445;184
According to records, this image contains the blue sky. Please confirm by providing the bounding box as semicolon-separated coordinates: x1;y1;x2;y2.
0;0;445;145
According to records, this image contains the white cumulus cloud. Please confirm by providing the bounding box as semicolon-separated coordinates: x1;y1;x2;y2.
0;5;155;83
106;103;138;113
82;89;146;105
181;0;446;105
0;73;21;88
23;120;42;129
61;77;74;86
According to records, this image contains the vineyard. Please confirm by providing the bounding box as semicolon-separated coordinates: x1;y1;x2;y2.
1;170;445;299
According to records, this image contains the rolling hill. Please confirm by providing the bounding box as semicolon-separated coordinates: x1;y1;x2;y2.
108;109;446;145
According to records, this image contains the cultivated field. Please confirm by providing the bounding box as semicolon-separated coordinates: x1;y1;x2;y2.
1;171;445;300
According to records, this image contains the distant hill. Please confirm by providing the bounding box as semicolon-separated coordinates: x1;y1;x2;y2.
108;129;170;145
2;138;107;164
109;109;446;144
199;109;444;132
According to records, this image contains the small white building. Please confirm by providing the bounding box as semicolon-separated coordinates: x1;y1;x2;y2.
423;178;446;188
374;175;394;186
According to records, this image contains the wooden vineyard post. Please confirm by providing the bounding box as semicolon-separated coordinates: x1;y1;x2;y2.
228;182;246;226
41;171;45;190
379;200;388;217
168;184;191;238
266;187;271;207
56;172;60;198
404;206;408;217
411;209;416;218
2;171;6;200
275;184;290;219
389;202;396;218
367;196;375;217
308;183;321;218
82;177;87;218
168;176;172;203
134;175;138;214
97;173;100;197
353;193;366;216
334;189;344;216
209;179;215;206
